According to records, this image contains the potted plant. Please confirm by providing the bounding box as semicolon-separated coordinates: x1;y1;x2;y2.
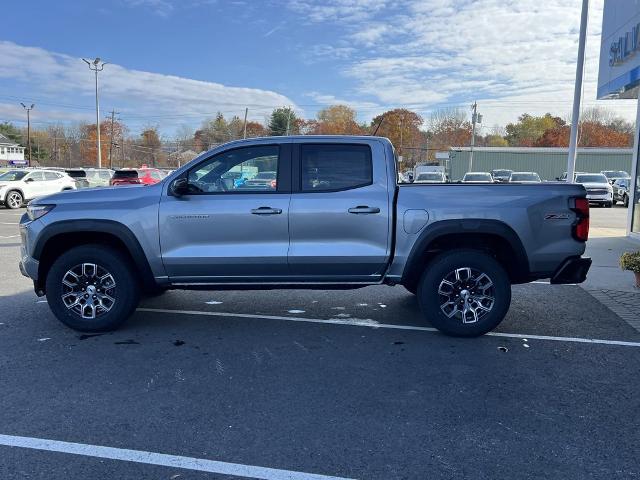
620;251;640;288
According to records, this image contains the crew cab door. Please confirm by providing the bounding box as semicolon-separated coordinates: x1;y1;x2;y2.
159;143;292;282
288;141;391;281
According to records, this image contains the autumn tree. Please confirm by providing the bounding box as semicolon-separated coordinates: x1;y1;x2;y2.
505;113;564;146
427;108;472;154
535;122;632;148
268;107;298;136
245;121;266;138
314;105;364;135
139;127;162;167
371;108;424;162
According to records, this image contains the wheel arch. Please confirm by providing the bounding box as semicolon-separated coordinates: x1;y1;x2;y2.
4;188;25;202
401;219;530;291
34;220;156;294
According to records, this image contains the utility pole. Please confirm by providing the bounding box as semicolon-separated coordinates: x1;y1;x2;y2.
53;134;58;166
567;0;589;183
469;102;482;173
243;107;248;139
83;57;107;168
20;103;35;167
108;109;119;169
285;107;292;135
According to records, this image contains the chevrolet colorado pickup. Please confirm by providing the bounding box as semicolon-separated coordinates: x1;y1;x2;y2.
19;136;592;337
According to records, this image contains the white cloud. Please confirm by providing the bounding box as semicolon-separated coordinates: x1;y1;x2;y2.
0;41;296;133
288;0;637;126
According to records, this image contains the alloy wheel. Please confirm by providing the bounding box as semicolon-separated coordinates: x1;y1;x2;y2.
7;192;22;209
437;267;495;323
61;263;116;320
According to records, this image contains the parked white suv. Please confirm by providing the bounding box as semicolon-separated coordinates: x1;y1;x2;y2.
0;169;76;209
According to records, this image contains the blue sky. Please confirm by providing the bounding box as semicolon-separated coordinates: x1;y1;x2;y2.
0;0;637;136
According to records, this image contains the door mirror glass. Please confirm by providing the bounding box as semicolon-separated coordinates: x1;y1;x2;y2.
170;177;189;196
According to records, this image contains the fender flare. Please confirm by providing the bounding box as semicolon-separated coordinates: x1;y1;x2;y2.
402;219;530;284
33;219;156;289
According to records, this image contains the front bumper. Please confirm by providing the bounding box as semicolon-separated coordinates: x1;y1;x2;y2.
586;192;612;203
550;256;592;284
19;248;39;281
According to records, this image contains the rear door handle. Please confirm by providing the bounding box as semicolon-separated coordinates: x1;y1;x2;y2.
251;206;282;215
348;206;381;214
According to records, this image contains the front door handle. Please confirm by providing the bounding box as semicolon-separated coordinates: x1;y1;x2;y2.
251;206;282;215
348;206;381;214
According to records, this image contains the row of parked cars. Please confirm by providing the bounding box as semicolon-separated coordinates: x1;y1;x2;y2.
404;167;632;208
0;166;172;209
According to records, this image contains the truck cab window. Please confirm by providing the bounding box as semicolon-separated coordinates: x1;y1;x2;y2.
300;144;372;192
187;145;279;193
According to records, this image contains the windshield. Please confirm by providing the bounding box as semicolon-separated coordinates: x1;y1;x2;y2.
510;173;540;182
575;174;608;184
492;170;512;176
602;171;629;178
464;173;492;181
0;170;27;181
66;170;86;178
416;173;443;181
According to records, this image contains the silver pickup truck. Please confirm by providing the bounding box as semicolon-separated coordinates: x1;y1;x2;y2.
19;136;591;337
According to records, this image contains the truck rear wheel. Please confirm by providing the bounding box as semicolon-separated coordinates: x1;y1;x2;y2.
45;245;140;332
417;249;511;337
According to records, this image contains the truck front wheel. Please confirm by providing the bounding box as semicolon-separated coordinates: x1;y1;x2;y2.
417;249;511;337
45;245;140;332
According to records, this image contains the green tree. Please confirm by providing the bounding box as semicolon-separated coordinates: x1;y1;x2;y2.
0;122;23;144
505;113;564;146
485;134;508;147
268;107;298;136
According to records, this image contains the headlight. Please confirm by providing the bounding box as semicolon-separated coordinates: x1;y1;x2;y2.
27;204;55;221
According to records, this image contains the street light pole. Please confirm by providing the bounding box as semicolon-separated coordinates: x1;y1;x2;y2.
20;103;35;167
83;57;107;168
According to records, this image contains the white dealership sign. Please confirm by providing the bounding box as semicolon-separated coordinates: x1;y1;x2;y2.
598;0;640;99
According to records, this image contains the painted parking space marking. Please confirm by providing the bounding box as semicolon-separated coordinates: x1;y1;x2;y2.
137;308;640;348
0;434;354;480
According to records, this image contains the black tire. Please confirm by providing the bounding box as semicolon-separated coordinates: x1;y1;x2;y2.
5;190;23;209
417;249;511;337
605;201;613;208
624;194;629;208
45;245;140;332
403;284;418;295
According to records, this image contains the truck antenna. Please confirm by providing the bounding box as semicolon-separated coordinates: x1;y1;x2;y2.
371;115;385;136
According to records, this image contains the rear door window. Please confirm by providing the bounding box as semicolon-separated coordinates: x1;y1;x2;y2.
300;144;372;192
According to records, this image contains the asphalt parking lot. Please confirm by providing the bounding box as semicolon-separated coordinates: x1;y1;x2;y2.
0;207;639;479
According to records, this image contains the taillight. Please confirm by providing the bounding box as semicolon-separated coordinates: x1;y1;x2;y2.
571;197;589;242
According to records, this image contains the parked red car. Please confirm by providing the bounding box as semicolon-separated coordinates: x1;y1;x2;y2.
110;168;165;186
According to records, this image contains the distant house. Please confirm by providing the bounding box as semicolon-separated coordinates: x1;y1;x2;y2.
0;133;26;166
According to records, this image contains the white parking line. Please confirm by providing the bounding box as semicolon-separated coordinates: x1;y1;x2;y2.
137;307;640;348
0;434;354;480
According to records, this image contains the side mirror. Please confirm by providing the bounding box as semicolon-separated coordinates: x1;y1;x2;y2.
25;177;34;183
170;177;189;197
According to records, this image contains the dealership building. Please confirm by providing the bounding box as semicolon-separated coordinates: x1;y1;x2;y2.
446;147;633;182
599;0;640;238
